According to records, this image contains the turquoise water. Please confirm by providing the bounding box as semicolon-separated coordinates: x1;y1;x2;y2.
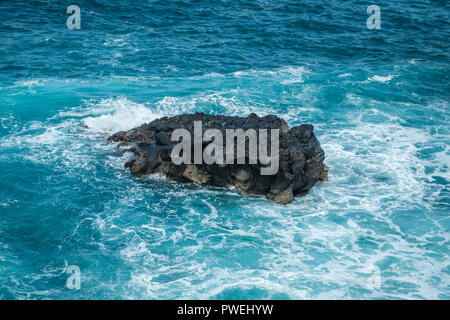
0;0;449;299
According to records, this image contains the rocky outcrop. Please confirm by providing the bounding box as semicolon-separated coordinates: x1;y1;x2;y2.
108;112;327;204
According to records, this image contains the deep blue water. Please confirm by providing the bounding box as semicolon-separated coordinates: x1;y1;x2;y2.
0;0;449;299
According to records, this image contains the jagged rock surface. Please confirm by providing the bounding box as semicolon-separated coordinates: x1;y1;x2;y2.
108;113;327;204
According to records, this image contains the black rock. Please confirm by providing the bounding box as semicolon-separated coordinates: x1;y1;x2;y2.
108;112;327;204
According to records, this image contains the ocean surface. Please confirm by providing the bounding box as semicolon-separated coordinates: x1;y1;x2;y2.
0;0;449;299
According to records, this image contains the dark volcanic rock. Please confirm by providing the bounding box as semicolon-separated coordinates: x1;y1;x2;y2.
108;112;327;204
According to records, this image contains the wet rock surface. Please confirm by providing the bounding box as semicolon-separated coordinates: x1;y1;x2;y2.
108;113;327;204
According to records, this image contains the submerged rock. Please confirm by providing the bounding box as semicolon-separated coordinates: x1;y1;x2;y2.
108;112;327;204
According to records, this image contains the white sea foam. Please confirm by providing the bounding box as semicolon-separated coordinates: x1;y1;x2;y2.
193;72;227;79
82;97;163;134
367;74;396;83
231;66;309;84
154;91;277;118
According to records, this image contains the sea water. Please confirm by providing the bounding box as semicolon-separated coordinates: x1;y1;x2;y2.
0;0;448;299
